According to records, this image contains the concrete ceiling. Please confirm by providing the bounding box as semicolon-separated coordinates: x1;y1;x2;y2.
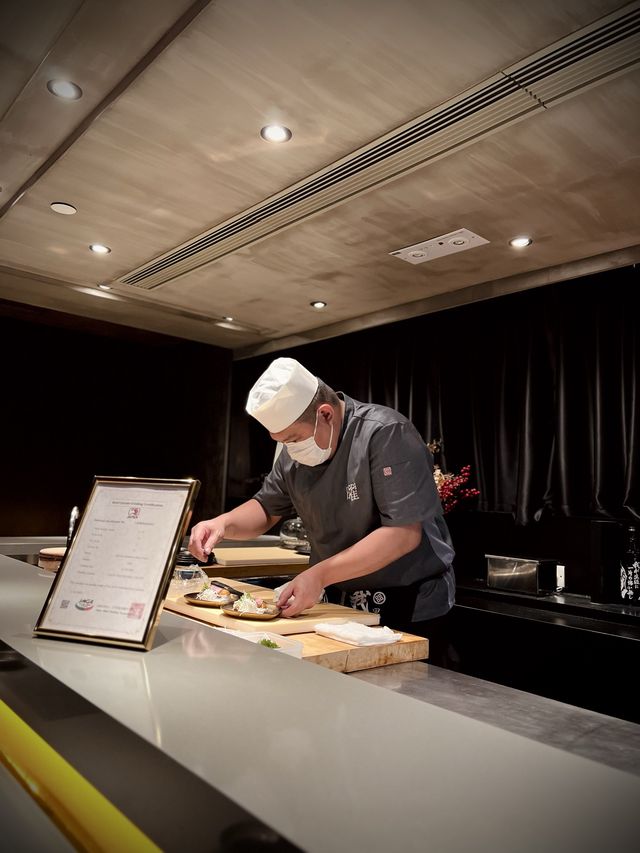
1;0;639;356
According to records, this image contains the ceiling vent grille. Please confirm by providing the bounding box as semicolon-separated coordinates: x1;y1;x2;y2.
119;1;640;290
507;3;640;102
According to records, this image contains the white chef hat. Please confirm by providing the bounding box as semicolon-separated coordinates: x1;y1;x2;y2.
246;357;318;432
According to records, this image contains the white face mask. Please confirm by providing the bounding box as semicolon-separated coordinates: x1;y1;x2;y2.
285;412;334;467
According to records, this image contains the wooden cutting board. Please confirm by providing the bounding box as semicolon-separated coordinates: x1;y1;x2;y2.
205;562;307;580
163;577;379;636
164;579;428;670
296;631;428;672
213;547;310;566
210;630;428;672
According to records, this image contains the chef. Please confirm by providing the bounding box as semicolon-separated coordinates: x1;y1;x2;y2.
189;357;456;663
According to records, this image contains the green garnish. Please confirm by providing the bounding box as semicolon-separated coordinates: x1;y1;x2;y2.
258;638;279;649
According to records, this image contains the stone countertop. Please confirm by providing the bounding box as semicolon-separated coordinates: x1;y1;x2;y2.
2;553;640;853
351;661;640;777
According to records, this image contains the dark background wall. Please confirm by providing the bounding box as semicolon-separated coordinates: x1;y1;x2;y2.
0;301;232;536
3;263;637;569
228;264;638;599
229;264;638;524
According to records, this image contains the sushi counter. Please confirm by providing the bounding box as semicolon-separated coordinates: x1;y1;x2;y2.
1;550;640;853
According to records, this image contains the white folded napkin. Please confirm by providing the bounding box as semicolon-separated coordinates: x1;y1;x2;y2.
314;621;402;646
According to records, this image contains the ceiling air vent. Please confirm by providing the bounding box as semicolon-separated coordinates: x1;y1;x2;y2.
118;1;640;291
505;3;640;104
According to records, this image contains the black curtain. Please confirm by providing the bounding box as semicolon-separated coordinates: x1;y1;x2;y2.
229;264;638;524
0;308;231;535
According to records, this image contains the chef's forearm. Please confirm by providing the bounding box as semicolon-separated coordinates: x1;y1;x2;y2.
311;523;422;587
221;499;280;538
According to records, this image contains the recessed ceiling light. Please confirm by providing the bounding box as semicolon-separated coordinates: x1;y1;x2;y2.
89;243;111;254
74;287;115;300
214;320;244;331
509;236;533;248
97;283;112;290
310;300;327;309
46;80;83;100
50;201;77;215
222;316;234;322
260;125;292;143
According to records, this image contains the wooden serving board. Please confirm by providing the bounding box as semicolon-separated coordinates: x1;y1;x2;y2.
296;631;428;672
213;547;310;567
163;578;379;636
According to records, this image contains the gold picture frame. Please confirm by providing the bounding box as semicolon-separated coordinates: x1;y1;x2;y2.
34;476;200;651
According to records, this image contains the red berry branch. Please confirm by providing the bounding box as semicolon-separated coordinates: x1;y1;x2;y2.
434;464;480;513
428;440;480;514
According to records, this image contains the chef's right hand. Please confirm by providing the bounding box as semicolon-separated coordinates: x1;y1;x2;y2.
189;517;226;561
275;569;324;618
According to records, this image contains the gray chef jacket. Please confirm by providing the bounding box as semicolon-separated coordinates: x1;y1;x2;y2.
253;394;455;621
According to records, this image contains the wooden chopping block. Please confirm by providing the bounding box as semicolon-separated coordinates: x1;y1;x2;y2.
297;631;429;672
212;547;309;566
204;562;307;580
164;578;427;670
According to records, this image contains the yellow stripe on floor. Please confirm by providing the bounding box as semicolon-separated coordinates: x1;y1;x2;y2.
0;698;160;853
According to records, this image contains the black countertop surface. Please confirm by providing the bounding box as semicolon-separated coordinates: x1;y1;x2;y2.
456;580;640;641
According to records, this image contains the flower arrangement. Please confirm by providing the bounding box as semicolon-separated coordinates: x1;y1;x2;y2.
427;439;480;514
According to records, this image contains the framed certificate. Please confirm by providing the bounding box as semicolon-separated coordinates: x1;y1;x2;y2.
34;476;200;650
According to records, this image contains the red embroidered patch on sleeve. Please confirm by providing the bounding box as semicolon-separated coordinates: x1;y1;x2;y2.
383;466;392;476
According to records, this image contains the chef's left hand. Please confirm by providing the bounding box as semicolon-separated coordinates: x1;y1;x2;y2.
276;570;323;618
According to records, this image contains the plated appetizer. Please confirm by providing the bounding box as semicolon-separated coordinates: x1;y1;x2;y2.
197;585;235;603
221;592;281;620
183;584;237;608
232;591;269;613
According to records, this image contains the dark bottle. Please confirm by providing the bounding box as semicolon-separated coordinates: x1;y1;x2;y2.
619;525;640;604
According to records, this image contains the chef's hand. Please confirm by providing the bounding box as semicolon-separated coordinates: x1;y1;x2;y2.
189;517;226;561
276;570;323;618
